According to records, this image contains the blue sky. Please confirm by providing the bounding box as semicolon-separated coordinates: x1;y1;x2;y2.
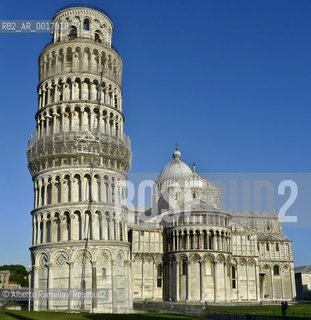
0;0;310;267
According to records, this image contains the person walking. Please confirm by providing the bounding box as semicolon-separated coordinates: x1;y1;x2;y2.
281;301;287;319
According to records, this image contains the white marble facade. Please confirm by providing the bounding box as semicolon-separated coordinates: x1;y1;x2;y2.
27;4;295;314
129;149;296;303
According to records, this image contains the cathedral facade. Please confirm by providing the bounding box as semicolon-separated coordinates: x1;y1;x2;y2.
129;148;295;303
27;4;295;313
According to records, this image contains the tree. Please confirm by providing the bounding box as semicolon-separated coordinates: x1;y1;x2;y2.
0;265;29;287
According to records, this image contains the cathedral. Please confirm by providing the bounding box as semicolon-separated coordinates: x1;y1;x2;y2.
27;4;295;313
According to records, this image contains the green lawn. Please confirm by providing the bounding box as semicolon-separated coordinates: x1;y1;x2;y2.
207;303;311;318
0;310;204;320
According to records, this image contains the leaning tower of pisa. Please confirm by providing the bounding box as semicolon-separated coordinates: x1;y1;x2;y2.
27;4;132;313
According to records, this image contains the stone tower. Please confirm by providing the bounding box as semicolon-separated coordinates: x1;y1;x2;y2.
27;4;132;313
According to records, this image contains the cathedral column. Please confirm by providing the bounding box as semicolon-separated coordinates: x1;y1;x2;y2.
176;259;180;301
270;266;274;299
141;256;144;299
168;260;172;300
246;262;249;301
281;265;284;299
214;261;217;302
186;261;191;301
125;261;131;310
290;266;295;298
152;261;156;299
224;261;227;302
200;261;203;302
255;262;259;301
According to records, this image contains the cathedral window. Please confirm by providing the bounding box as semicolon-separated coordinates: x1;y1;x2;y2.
250;219;255;229
276;243;279;252
157;264;163;288
266;243;270;251
102;268;106;280
273;265;280;275
192;192;197;199
266;221;271;231
232;266;236;289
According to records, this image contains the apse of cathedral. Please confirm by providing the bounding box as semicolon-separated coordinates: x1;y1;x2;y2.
27;4;295;313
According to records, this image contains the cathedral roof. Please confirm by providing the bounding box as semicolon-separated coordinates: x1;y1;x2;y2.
158;147;193;181
227;210;279;219
295;265;311;274
257;233;291;242
172;199;222;214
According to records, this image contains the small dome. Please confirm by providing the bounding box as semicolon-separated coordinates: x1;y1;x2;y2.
158;148;193;180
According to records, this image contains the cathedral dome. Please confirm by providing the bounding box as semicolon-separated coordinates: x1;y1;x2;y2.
158;148;193;180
